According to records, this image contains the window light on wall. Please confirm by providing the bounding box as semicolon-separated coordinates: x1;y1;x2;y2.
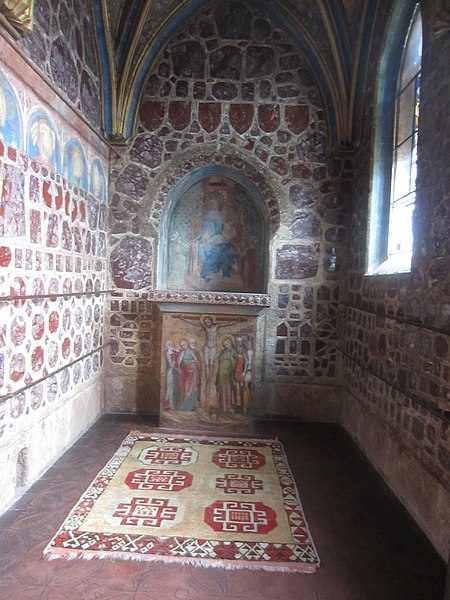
367;3;422;275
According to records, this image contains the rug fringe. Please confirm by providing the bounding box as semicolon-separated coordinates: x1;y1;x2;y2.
43;547;319;573
128;430;280;445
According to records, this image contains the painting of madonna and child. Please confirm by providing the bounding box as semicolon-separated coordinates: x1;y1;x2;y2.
159;312;257;433
165;176;266;293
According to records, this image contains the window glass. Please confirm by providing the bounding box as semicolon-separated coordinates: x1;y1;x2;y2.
400;12;423;90
387;6;422;268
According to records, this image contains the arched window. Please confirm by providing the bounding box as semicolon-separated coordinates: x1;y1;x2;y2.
367;3;422;274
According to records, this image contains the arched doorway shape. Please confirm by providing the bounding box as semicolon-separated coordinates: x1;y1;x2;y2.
159;166;270;294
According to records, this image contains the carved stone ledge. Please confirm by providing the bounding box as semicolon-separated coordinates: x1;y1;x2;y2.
148;289;271;307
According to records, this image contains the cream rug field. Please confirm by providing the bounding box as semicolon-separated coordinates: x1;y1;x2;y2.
43;431;320;572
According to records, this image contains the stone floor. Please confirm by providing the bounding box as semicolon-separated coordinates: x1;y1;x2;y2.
0;415;446;600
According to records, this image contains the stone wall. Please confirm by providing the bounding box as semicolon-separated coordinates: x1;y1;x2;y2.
16;0;101;131
0;35;109;514
106;0;350;420
342;0;450;559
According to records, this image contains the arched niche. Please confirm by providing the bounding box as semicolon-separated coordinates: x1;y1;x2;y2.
158;166;269;294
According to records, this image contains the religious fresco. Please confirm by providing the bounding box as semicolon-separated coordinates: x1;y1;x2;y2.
64;138;88;190
0;72;22;149
166;176;266;293
90;157;107;202
27;110;61;171
159;311;257;433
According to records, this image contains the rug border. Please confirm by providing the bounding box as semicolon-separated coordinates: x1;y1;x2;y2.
43;430;320;573
44;545;318;573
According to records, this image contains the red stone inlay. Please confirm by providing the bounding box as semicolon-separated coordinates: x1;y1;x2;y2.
258;104;280;132
10;277;26;297
229;104;253;133
7;146;17;162
204;500;276;534
140;100;165;131
10;353;25;381
0;246;12;267
62;337;71;359
198;103;221;133
285;105;310;134
31;346;44;371
48;311;59;333
169;101;191;131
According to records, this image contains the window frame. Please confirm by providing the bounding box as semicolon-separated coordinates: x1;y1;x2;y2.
366;1;422;276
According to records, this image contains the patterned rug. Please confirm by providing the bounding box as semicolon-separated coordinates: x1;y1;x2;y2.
43;431;320;572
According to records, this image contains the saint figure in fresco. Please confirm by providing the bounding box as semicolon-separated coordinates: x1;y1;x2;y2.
232;335;253;414
163;339;179;410
0;77;22;149
91;159;106;202
30;116;57;169
215;338;237;414
180;314;242;396
194;195;238;282
176;338;201;411
70;145;85;188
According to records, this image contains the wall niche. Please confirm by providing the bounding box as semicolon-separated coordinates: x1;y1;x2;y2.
159;169;268;294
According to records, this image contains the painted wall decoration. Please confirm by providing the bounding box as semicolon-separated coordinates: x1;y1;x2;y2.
166;175;266;293
0;72;22;149
90;158;107;202
27;110;61;171
0;30;109;521
0;35;109;435
159;311;257;433
64;138;88;190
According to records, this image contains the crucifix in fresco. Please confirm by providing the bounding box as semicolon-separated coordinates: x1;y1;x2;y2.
159;310;257;434
180;314;243;395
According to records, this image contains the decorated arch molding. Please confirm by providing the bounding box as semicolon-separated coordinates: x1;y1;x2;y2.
149;149;280;236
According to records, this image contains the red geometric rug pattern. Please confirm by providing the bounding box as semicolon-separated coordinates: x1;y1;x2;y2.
43;431;320;572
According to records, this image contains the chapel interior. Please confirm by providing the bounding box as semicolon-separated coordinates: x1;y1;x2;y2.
0;1;449;598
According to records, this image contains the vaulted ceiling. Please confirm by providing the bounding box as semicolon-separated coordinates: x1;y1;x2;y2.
92;0;378;149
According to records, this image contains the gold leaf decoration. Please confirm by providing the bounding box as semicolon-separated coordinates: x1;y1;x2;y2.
0;0;34;36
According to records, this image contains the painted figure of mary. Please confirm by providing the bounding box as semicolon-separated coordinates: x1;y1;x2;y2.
163;339;179;410
176;338;201;411
196;196;237;282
